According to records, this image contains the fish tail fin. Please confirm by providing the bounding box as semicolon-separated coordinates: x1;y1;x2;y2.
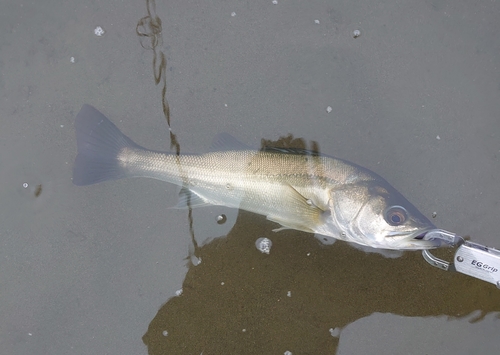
73;104;142;186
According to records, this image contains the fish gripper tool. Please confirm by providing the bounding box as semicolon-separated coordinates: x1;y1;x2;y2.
422;229;500;289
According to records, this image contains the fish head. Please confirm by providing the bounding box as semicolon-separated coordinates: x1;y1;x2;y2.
328;179;438;250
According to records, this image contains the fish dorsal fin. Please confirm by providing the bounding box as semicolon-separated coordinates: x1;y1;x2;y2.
210;133;251;152
261;146;321;156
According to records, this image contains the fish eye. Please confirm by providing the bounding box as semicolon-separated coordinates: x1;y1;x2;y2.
384;206;408;226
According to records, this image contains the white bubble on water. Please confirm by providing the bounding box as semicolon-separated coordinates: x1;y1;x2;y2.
216;214;227;224
353;29;361;38
94;26;105;37
255;237;272;254
326;106;333;113
231;12;236;17
191;255;202;266
329;327;340;337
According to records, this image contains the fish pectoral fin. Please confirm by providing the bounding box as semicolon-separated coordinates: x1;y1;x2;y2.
173;187;211;208
267;184;326;234
285;183;326;214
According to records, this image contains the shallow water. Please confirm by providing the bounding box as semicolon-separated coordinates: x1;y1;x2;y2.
1;0;499;354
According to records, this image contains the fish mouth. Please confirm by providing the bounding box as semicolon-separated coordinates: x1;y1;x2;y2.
407;228;463;249
387;229;442;249
414;231;429;240
415;228;462;247
389;229;433;241
410;231;441;248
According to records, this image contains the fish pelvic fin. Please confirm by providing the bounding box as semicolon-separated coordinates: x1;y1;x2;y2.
72;104;143;186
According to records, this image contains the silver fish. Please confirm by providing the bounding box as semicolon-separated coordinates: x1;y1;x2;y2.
73;104;439;250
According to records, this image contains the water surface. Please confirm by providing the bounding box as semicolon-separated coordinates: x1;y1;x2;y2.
1;0;499;354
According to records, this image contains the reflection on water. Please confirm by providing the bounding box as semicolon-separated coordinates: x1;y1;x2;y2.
143;209;500;354
136;0;179;153
141;136;500;354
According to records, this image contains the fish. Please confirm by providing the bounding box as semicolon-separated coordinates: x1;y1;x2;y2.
73;104;440;250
